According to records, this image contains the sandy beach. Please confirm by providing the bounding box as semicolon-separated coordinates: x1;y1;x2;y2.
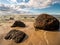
0;21;60;45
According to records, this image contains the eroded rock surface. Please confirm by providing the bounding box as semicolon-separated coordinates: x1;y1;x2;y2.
34;14;59;31
4;29;26;43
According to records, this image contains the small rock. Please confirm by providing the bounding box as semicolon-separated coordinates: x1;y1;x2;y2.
11;20;26;27
10;17;14;20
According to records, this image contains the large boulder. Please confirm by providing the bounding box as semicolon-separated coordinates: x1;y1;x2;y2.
4;29;26;43
34;14;59;31
11;21;26;27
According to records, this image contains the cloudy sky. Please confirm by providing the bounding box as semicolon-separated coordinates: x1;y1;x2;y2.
0;0;60;15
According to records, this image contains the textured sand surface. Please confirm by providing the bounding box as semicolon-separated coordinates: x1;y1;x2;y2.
0;21;60;45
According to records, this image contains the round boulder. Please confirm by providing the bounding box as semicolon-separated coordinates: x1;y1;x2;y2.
34;14;59;31
4;29;26;43
11;20;26;27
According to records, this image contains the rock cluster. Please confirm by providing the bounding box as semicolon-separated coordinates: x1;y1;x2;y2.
4;14;60;44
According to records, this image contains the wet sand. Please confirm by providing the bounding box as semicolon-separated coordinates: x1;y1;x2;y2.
0;21;60;45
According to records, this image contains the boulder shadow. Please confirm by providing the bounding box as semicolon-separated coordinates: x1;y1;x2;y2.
35;22;60;32
20;34;28;43
56;20;60;32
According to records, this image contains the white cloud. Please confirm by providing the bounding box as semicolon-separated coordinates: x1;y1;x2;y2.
7;0;17;2
7;0;60;9
28;0;60;8
0;4;32;15
52;0;60;4
27;0;51;9
0;0;60;15
10;0;17;2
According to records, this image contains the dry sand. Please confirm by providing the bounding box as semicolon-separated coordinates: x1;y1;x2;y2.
0;21;60;45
